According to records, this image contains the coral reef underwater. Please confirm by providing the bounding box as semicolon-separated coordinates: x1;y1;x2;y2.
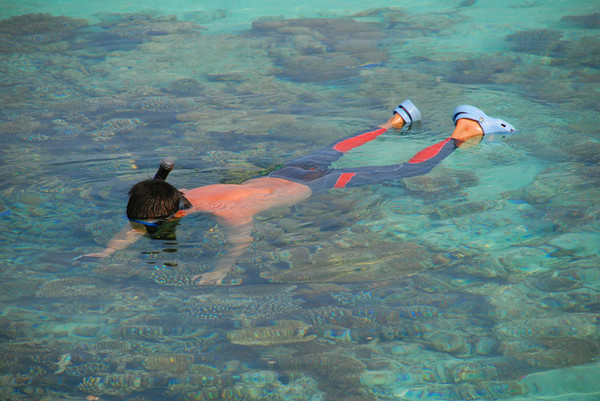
0;5;599;401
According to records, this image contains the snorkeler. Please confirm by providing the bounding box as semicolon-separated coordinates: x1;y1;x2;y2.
81;100;516;285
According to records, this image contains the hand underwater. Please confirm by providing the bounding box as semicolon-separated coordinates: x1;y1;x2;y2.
73;247;115;261
191;271;241;286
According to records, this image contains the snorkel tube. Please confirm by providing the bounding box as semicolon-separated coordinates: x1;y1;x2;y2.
154;157;174;180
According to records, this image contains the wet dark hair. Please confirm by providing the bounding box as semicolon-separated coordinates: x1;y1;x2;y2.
126;179;191;220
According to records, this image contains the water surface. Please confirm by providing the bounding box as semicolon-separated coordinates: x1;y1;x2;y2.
1;1;599;400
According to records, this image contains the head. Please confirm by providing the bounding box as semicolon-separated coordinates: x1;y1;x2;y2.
126;179;191;232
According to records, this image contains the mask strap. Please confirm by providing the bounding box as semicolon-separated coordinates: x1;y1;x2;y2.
128;218;161;227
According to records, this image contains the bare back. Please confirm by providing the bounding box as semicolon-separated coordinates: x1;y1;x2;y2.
181;177;312;225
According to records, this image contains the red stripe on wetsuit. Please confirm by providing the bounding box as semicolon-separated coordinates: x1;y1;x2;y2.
333;128;387;152
333;173;356;188
408;138;452;164
331;127;387;188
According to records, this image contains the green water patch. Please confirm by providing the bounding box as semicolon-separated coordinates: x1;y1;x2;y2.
1;2;600;400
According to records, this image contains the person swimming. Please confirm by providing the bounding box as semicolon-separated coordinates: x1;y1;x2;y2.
80;100;516;285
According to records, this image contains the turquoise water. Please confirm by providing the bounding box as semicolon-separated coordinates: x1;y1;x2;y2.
1;0;599;400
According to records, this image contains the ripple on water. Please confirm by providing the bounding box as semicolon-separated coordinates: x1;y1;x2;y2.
1;4;600;401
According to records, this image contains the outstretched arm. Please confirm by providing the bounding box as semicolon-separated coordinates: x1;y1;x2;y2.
76;224;144;259
192;217;254;285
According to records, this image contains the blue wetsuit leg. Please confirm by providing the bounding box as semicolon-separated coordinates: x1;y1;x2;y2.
269;126;389;182
307;138;461;191
272;136;461;192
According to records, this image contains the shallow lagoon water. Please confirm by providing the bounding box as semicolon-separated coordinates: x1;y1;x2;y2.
1;0;599;400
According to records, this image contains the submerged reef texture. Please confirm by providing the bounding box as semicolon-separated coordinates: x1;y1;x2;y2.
247;18;388;82
1;3;600;401
506;29;563;56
